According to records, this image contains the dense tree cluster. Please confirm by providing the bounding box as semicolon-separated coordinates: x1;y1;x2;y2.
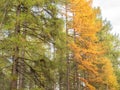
0;0;120;90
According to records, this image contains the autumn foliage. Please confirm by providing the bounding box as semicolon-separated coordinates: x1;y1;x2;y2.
0;0;119;90
67;0;119;89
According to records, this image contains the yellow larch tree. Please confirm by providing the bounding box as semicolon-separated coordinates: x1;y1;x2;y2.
66;0;119;89
67;0;102;89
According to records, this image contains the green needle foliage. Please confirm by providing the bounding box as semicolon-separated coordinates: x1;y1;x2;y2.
0;0;120;90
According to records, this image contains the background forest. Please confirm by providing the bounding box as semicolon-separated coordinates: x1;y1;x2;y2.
0;0;120;90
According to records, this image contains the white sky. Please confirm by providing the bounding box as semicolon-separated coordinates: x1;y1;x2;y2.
93;0;120;35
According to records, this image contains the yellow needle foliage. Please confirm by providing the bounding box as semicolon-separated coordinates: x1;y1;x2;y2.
101;58;118;89
68;0;102;89
68;0;118;89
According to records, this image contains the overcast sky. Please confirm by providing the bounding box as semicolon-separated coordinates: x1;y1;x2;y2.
93;0;120;35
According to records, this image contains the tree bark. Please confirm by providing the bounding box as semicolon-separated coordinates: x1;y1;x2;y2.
11;4;20;90
11;47;19;90
65;3;70;90
18;21;26;90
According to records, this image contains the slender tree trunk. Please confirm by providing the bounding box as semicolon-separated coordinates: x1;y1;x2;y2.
11;47;19;90
18;21;26;90
106;84;109;90
65;3;70;90
67;57;70;90
18;51;25;89
11;4;21;90
59;75;62;90
73;12;80;90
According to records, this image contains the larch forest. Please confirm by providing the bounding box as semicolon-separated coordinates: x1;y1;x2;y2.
0;0;120;90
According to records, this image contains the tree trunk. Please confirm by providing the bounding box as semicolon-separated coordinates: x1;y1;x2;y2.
18;21;26;90
11;4;20;90
11;47;19;90
65;3;70;90
18;53;25;90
